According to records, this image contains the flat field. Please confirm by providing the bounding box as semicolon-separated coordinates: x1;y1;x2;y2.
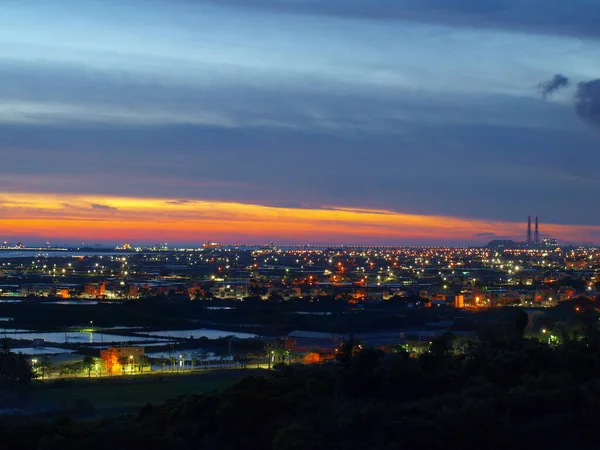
28;369;264;414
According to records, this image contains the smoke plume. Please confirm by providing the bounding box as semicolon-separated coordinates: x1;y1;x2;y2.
575;79;600;131
538;74;570;99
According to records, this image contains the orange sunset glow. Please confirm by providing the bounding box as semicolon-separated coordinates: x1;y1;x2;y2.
2;193;598;244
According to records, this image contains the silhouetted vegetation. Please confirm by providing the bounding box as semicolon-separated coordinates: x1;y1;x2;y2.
5;309;600;449
1;340;34;383
0;296;475;336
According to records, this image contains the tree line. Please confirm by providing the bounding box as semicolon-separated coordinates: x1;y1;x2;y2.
4;307;600;448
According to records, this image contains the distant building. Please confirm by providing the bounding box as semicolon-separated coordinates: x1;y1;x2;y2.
286;331;345;361
85;282;106;298
541;238;558;248
100;346;144;375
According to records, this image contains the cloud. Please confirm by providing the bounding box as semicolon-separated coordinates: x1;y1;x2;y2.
0;58;583;136
4;192;600;245
165;199;193;205
2;100;600;227
90;203;118;211
194;0;600;38
575;79;600;132
538;74;570;99
2;0;600;231
473;232;499;237
539;74;600;132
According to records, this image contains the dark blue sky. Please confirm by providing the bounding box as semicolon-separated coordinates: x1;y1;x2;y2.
1;0;599;244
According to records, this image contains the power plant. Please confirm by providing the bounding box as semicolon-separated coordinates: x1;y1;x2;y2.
526;216;540;245
523;216;557;248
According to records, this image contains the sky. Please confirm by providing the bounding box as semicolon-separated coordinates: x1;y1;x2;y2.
1;0;600;246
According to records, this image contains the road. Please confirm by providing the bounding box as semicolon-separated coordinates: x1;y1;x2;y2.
35;363;272;381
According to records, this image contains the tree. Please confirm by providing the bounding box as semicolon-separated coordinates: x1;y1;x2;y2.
94;357;105;377
58;363;73;378
37;356;54;379
268;292;284;303
430;332;454;359
180;352;189;371
195;352;208;370
81;356;95;378
273;423;312;450
335;336;362;367
249;282;267;297
139;355;151;373
514;307;529;338
191;352;205;371
234;354;249;368
1;338;10;355
0;351;34;390
118;356;131;375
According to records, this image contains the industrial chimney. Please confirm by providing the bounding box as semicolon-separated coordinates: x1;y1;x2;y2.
535;217;539;245
527;216;532;245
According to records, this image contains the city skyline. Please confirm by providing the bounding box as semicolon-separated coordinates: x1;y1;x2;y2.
2;0;600;244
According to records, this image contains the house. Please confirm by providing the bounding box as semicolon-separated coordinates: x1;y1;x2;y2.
287;331;346;361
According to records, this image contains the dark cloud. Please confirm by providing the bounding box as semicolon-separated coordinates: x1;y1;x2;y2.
538;74;570;99
2;58;599;228
539;74;600;132
2;103;600;227
473;232;498;237
90;203;118;211
165;200;192;205
575;80;600;131
195;0;600;38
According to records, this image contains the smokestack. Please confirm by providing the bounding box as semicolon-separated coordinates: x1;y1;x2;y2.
535;217;539;245
527;216;532;245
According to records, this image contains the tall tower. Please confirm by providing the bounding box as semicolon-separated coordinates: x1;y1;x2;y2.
535;217;539;245
527;216;532;245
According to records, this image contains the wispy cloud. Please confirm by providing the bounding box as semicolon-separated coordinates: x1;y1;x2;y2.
196;0;600;38
1;192;600;245
165;199;192;205
90;203;118;211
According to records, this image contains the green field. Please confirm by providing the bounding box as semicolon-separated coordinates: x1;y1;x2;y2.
29;370;262;413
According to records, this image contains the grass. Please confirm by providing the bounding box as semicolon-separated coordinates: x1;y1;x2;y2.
30;370;256;411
